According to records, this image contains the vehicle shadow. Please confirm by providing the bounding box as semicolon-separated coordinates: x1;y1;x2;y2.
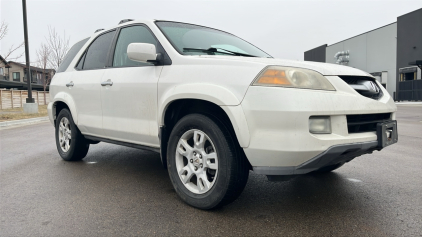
59;144;388;235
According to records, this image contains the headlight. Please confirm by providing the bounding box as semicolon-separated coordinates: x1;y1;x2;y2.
252;66;335;91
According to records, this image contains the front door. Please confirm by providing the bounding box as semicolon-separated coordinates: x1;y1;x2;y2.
100;25;162;147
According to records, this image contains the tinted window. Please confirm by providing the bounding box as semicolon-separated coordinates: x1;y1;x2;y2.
83;31;115;70
76;52;86;70
57;38;89;73
113;26;158;67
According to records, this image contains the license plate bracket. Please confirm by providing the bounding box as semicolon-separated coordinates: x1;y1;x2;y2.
377;120;398;148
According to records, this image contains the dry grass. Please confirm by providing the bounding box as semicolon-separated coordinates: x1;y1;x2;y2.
0;105;48;122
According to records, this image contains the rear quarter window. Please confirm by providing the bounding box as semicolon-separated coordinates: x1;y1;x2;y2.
56;38;89;73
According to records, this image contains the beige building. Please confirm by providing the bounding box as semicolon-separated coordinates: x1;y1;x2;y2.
0;55;55;91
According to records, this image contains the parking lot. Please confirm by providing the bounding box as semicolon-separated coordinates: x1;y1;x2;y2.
1;104;421;236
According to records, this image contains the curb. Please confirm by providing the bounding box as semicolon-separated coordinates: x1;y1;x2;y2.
395;102;422;106
394;101;422;105
0;116;49;127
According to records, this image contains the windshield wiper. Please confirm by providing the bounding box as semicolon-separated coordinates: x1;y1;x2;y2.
212;47;257;57
183;47;233;56
183;47;257;57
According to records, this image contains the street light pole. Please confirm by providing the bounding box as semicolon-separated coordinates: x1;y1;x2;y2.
22;0;34;103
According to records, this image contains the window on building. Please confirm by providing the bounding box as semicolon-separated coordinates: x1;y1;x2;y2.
399;67;418;81
400;72;416;81
32;72;37;83
406;72;415;81
0;67;4;76
13;72;20;81
113;25;158;67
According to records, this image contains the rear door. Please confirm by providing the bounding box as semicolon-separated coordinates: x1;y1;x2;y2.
68;30;116;136
100;25;163;147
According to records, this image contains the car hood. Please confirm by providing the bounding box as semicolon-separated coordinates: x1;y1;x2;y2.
197;55;371;77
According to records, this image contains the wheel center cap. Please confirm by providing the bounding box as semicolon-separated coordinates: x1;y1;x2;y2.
193;157;200;166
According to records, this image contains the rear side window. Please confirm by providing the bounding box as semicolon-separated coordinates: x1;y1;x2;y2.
56;38;89;73
81;30;115;70
113;26;158;67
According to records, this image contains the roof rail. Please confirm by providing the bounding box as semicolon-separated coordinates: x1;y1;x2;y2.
119;19;134;24
94;29;104;33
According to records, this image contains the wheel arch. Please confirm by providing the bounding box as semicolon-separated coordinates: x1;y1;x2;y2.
51;92;78;125
159;98;251;169
158;83;241;125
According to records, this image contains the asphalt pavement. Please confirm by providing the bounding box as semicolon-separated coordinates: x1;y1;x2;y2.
1;105;421;236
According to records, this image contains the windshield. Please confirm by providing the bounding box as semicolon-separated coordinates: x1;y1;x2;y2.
155;21;272;58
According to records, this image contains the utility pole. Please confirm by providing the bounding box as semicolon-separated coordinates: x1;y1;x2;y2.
22;0;38;113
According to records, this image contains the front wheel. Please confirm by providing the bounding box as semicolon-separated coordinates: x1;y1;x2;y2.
55;109;89;161
167;114;249;209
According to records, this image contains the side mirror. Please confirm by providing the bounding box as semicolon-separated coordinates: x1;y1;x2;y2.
127;43;158;63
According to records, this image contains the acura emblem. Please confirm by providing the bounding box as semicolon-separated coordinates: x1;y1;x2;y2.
360;80;380;94
368;81;379;93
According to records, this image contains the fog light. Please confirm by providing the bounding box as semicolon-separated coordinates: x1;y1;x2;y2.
309;116;331;134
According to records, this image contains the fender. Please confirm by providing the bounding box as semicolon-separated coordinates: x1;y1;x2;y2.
52;91;78;124
158;83;250;147
220;105;250;147
159;83;240;124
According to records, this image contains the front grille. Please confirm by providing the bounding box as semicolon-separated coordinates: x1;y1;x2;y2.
340;76;361;85
347;113;391;133
339;76;383;100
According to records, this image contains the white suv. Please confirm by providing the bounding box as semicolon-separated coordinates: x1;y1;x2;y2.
48;20;398;209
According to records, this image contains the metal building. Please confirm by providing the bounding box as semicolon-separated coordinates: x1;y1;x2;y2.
305;8;422;101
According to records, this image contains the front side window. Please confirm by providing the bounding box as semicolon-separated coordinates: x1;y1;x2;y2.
156;21;271;58
81;30;115;70
113;25;158;67
13;72;20;81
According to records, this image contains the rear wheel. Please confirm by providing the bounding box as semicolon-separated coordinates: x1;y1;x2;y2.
167;114;249;209
55;109;89;161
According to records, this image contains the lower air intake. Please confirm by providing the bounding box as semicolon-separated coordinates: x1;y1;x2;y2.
347;113;391;133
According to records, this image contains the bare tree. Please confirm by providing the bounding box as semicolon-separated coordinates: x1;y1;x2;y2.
0;21;8;40
36;43;51;91
46;26;69;70
0;21;24;61
3;42;25;61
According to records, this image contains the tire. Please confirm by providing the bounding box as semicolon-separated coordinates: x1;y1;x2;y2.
167;113;249;209
55;108;89;161
313;162;344;173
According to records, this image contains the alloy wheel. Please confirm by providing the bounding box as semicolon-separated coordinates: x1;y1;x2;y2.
58;117;71;152
175;129;219;194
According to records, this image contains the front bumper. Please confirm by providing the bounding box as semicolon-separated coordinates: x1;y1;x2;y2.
253;141;378;175
240;76;397;172
47;102;54;125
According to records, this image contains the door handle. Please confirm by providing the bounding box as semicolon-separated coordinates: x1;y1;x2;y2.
101;79;113;86
66;81;74;87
